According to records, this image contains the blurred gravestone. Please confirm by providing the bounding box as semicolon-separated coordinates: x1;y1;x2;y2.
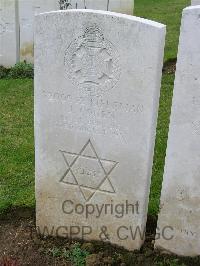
155;6;200;256
19;0;59;63
191;0;200;5
0;0;19;67
0;0;134;65
61;0;134;15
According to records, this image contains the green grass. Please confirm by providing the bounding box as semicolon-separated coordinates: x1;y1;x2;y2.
135;0;190;61
149;74;174;214
0;79;34;212
135;0;190;214
0;0;191;215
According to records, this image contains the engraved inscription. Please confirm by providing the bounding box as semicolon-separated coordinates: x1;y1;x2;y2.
60;139;118;202
180;229;197;238
42;90;144;140
0;19;6;35
42;90;144;114
192;96;200;107
64;25;121;95
57;114;129;142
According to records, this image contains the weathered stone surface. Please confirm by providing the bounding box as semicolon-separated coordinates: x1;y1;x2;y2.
35;10;165;250
0;0;19;67
108;0;133;15
155;6;200;256
19;0;133;63
67;0;134;15
191;0;200;5
1;0;134;65
19;0;59;63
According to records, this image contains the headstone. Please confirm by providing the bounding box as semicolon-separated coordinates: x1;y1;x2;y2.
64;0;134;15
155;6;200;256
19;0;59;63
191;0;200;5
108;0;133;15
19;0;134;64
35;10;165;250
0;0;19;67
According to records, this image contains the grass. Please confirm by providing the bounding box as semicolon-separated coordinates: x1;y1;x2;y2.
135;0;190;62
0;0;191;215
149;74;174;214
0;79;34;212
134;0;190;214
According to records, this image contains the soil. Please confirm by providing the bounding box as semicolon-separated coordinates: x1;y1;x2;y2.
0;208;200;266
162;58;177;74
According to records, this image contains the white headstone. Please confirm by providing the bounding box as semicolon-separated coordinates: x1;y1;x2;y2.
108;0;133;15
191;0;200;5
35;10;165;250
155;6;200;256
19;0;59;63
66;0;134;15
0;0;19;67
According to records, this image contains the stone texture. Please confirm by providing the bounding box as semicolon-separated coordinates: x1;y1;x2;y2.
19;0;133;63
1;0;134;65
191;0;200;5
67;0;134;15
0;0;19;67
108;0;133;15
19;0;59;63
155;6;200;256
35;10;165;250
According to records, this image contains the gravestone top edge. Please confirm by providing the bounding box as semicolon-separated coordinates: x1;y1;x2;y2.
184;5;200;10
35;9;166;29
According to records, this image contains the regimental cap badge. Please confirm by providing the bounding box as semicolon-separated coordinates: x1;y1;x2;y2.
82;25;104;48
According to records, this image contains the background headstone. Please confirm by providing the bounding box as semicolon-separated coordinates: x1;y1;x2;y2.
66;0;134;15
19;0;59;63
108;0;133;15
0;0;134;65
0;0;19;67
155;6;200;256
35;10;165;250
191;0;200;5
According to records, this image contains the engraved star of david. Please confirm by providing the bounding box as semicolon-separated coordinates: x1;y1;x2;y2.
60;139;118;202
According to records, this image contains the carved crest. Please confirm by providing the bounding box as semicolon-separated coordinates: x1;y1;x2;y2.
64;25;121;95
